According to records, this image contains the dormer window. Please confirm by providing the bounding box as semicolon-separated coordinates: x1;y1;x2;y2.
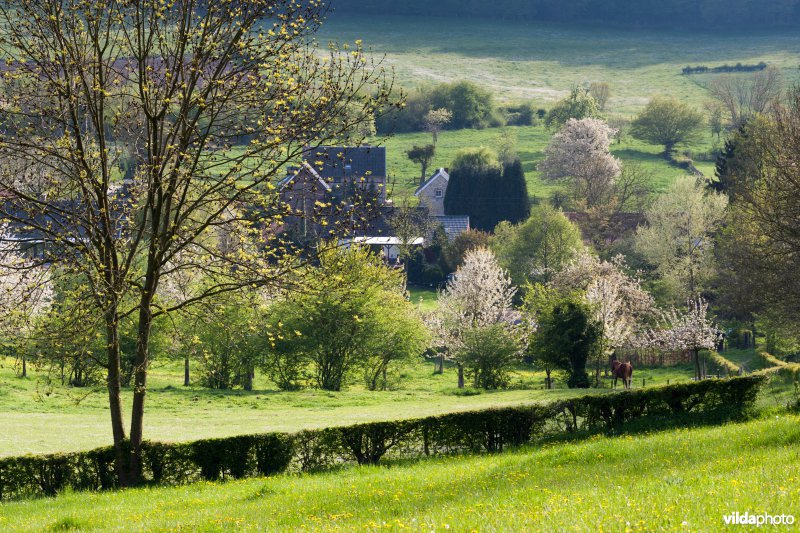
434;189;443;198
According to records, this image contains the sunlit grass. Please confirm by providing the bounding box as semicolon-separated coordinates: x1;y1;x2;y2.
408;285;439;312
2;415;798;531
0;355;697;458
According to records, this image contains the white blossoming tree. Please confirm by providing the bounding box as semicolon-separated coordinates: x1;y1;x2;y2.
641;298;722;380
552;252;654;383
538;118;621;208
433;248;519;388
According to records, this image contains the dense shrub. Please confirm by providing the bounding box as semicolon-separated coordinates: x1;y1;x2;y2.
500;102;539;126
376;81;498;134
262;246;427;392
544;88;599;129
0;376;765;501
457;324;523;389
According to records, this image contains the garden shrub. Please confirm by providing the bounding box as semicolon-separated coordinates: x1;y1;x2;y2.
0;376;765;501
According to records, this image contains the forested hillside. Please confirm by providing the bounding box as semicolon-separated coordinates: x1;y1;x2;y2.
331;0;800;29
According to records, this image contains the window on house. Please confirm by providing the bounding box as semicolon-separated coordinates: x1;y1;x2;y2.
434;189;443;198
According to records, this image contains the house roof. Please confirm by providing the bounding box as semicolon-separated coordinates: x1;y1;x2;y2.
278;161;332;192
414;168;449;196
563;211;645;244
348;236;425;246
302;146;387;180
430;215;470;239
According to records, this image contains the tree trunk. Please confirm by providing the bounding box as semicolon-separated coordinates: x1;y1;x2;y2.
545;368;552;390
128;289;156;485
105;309;129;487
595;359;601;387
457;364;464;389
21;355;26;378
183;356;190;387
664;143;675;160
694;348;701;380
243;367;253;391
434;353;444;375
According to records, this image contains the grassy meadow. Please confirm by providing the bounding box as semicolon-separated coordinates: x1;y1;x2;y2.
2;414;798;531
0;354;699;458
322;15;800;114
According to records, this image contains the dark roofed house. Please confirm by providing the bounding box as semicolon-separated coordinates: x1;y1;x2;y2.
277;147;469;262
277;161;336;241
303;145;387;203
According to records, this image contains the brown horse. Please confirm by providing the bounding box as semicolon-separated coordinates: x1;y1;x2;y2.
611;358;633;390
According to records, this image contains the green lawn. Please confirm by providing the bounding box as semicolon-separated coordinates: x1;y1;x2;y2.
408;286;439;311
2;414;798;531
722;348;769;372
0;356;697;458
321;15;800;114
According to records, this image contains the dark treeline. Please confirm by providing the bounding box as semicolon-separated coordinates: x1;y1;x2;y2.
682;62;768;75
331;0;800;29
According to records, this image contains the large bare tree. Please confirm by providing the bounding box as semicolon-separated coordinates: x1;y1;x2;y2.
0;0;392;484
708;67;783;129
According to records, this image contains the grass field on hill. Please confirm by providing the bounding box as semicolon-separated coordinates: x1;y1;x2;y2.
321;15;800;115
320;15;800;201
0;356;697;458
2;414;797;531
381;125;718;200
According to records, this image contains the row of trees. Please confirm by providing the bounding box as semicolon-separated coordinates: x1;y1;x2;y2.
5;199;726;400
430;244;720;390
8;246;429;394
393;82;611;148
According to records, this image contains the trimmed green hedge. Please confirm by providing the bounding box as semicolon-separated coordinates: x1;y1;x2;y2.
0;376;765;501
707;350;741;377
